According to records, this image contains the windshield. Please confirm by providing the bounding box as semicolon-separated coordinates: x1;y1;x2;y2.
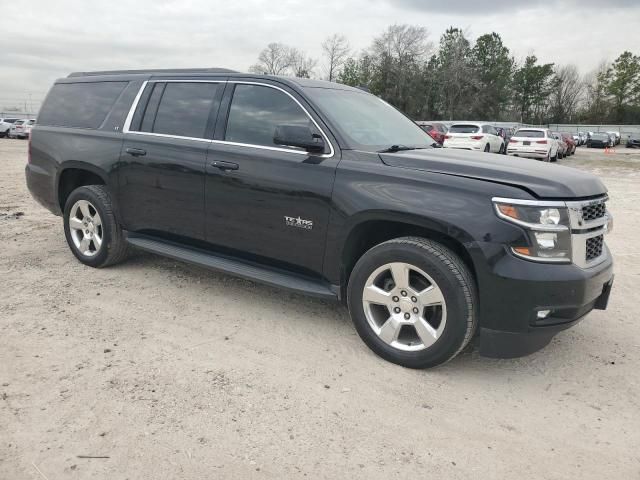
449;124;480;134
305;88;434;151
514;129;545;138
592;133;608;139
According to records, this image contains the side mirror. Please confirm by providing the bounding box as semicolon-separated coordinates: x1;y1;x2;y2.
274;125;325;153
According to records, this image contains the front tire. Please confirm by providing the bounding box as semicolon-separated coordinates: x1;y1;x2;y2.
347;237;477;369
63;185;129;268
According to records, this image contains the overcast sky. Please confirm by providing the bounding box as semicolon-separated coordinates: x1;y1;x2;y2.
2;0;638;112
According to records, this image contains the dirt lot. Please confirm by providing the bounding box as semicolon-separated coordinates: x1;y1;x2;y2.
1;139;639;479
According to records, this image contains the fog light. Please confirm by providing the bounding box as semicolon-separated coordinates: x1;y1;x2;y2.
537;310;551;319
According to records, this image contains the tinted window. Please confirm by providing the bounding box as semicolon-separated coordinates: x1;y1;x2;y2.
225;84;313;148
151;82;220;139
38;81;127;128
514;129;545;138
449;124;480;134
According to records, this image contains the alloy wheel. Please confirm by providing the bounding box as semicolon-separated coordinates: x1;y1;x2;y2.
361;262;447;352
68;200;103;257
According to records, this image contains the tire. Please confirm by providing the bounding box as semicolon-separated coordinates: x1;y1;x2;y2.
347;237;477;369
63;185;129;268
484;144;490;153
544;152;552;162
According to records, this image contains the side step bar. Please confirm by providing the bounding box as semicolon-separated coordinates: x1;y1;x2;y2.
126;233;338;300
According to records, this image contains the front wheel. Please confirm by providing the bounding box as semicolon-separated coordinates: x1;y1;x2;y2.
63;185;129;268
347;237;477;369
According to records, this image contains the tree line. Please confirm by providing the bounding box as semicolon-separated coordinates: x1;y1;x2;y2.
249;25;640;125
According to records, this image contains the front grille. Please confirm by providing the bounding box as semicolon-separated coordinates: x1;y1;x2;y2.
582;202;606;221
586;235;604;261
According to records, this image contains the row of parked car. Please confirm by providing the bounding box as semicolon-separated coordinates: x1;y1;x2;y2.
416;121;634;160
417;121;581;162
0;117;36;139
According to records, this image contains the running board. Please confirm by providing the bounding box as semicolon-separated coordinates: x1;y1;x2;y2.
126;233;338;300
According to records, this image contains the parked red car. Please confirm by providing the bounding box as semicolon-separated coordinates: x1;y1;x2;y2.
561;133;577;156
416;121;448;145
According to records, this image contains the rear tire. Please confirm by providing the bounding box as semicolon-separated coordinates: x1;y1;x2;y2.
63;185;129;268
484;144;490;153
347;237;477;369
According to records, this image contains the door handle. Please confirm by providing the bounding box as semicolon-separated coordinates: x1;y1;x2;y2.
125;147;147;157
210;160;239;171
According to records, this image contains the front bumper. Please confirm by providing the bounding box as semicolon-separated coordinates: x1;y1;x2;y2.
472;243;614;358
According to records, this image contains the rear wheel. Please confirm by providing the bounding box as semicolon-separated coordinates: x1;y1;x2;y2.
484;144;490;153
63;185;129;268
347;237;477;369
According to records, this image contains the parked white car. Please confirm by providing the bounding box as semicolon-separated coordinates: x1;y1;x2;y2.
0;117;20;137
507;128;559;162
9;119;35;139
443;122;505;153
9;118;36;139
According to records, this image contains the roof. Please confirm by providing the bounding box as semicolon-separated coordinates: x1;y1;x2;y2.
64;68;362;92
68;68;238;77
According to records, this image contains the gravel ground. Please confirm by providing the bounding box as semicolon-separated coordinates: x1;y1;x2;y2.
1;139;639;479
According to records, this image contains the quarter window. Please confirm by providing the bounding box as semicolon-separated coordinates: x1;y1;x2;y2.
37;81;127;129
225;84;315;149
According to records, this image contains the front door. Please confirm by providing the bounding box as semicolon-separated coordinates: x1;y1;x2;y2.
118;80;225;240
204;81;339;275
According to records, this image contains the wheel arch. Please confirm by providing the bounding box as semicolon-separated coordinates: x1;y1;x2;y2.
56;161;109;212
337;213;478;301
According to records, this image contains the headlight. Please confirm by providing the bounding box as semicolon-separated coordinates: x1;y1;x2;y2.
493;198;571;262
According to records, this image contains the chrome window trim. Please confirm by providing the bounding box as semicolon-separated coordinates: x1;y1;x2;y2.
122;79;335;158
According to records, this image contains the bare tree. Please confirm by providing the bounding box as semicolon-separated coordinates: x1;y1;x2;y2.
249;43;293;75
582;62;610;122
372;24;431;62
549;65;584;122
322;34;350;82
368;24;432;113
289;48;318;78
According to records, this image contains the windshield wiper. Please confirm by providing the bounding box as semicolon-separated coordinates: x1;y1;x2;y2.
378;144;427;153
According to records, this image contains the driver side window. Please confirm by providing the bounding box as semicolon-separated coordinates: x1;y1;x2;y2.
225;84;316;150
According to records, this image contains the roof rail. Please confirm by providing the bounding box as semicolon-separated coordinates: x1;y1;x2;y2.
67;68;238;78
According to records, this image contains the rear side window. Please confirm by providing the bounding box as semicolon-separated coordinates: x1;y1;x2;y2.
38;81;127;128
515;129;545;138
132;82;221;139
224;84;314;148
449;124;479;134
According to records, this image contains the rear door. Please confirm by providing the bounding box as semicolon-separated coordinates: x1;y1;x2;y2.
203;80;339;274
118;80;225;240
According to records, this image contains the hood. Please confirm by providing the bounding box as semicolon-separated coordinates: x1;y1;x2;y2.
379;148;607;198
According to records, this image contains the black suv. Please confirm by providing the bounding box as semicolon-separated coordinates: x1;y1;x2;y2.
26;69;614;368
